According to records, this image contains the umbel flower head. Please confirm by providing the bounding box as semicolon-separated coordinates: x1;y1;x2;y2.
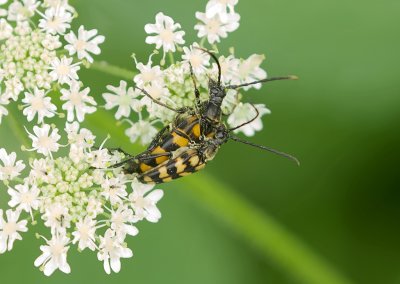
0;123;164;276
0;0;104;124
103;0;271;145
0;0;165;277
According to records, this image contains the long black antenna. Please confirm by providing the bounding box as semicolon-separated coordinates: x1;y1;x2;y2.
226;75;298;90
229;103;259;132
230;135;300;166
195;47;221;85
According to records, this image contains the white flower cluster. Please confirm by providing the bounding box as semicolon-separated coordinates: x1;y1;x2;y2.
0;0;165;277
0;0;104;124
0;122;164;276
103;0;270;146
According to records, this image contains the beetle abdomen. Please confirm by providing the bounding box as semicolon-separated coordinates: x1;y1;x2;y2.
138;148;206;184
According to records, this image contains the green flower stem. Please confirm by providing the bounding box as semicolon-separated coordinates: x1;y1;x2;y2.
180;175;353;284
90;61;136;80
89;60;354;284
168;52;175;65
7;110;35;158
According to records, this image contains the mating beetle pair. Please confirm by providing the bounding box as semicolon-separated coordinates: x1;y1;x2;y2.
111;48;299;184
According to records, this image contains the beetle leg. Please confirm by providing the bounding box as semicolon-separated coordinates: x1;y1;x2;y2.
146;124;171;151
109;152;173;169
106;147;133;157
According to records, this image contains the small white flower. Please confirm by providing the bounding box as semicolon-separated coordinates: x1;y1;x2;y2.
133;61;164;88
27;158;49;184
22;88;57;123
72;216;97;251
26;124;61;157
145;12;185;53
139;81;171;108
103;81;141;119
34;233;71;276
97;229;133;274
221;10;240;33
0;148;26;181
28;158;53;184
49;56;81;85
43;0;74;13
0;209;28;253
110;206;138;240
68;144;85;163
65;122;95;149
227;103;270;136
214;55;238;84
182;43;210;75
233;54;267;90
38;5;73;34
195;12;226;44
7;0;39;22
64;25;105;63
86;196;104;218
163;63;185;84
42;203;71;232
42;33;62;50
101;175;127;205
8;183;40;216
195;10;240;44
34;74;53;90
0;18;12;40
4;77;24;101
13;20;31;35
129;180;163;223
60;80;97;122
206;0;239;19
147;102;176;123
86;148;112;169
125;120;158;146
138;81;172;118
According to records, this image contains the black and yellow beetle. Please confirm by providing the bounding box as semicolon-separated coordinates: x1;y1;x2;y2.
111;48;299;184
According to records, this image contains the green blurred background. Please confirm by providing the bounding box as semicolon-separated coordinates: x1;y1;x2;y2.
1;0;400;283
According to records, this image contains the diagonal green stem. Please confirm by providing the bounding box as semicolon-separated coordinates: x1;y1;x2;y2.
7;110;35;158
91;61;135;80
180;175;353;284
89;60;354;284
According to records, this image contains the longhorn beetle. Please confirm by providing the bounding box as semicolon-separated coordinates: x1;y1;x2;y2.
111;48;299;184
